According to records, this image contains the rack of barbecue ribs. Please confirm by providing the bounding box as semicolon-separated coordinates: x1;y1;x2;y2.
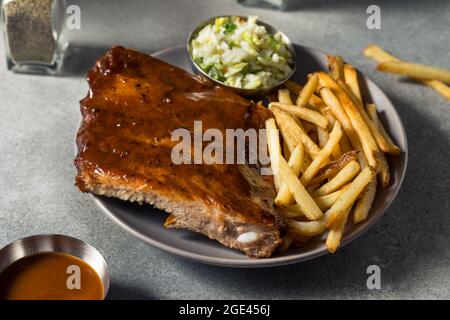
75;46;283;258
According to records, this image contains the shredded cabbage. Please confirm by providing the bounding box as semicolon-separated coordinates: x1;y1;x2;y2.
191;16;293;89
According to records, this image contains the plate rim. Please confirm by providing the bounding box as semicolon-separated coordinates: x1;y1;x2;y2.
85;44;408;268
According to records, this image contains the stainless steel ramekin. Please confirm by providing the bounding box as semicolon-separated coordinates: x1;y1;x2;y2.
0;234;110;299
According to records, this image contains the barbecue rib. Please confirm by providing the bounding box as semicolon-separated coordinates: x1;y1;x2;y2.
75;46;283;258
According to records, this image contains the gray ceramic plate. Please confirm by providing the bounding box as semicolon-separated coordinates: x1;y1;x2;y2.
89;45;408;267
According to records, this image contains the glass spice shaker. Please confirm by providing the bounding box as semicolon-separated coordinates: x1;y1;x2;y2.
1;0;68;75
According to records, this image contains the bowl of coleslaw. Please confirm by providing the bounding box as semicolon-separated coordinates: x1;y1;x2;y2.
188;15;297;97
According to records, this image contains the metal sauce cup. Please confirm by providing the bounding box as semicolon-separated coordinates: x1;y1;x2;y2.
187;15;297;98
0;234;110;299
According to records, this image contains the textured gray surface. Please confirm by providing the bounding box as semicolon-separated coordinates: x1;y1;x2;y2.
0;0;449;299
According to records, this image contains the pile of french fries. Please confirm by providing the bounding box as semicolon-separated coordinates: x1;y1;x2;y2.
266;55;402;253
364;44;450;100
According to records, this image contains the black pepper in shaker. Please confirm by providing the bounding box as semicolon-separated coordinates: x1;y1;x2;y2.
1;0;68;74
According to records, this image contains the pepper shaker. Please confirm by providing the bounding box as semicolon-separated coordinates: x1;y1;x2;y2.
1;0;68;75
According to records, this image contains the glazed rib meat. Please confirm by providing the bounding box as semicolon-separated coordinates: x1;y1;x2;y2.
74;46;283;258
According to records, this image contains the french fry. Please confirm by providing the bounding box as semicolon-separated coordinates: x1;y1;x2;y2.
313;186;348;210
279;125;297;154
278;88;293;104
317;127;342;160
319;86;362;151
328;54;345;81
313;160;361;197
301;153;312;174
307;94;335;119
282;139;291;160
265;118;281;191
367;103;401;156
326;206;352;253
318;82;352;153
363;44;398;63
308;95;332;115
364;44;450;100
285;80;334;114
270;106;321;159
332;144;342;160
317;127;329;149
308;151;359;186
287;219;326;237
301;122;343;186
378;149;390;187
343;64;362;101
326;167;375;227
423;80;450;100
280;188;352;216
316;72;381;171
285;185;350;213
350;137;379;222
269;102;328;129
377;61;450;84
296;74;319;108
270;104;299;156
278;156;323;220
270;103;313;176
275;144;304;206
275;59;403;253
353;178;377;223
283;116;312;173
286;80;339;134
338;79;400;156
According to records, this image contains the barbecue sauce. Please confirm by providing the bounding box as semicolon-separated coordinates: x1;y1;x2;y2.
0;252;104;300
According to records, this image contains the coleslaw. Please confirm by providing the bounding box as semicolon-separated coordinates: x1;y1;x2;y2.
190;16;294;89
